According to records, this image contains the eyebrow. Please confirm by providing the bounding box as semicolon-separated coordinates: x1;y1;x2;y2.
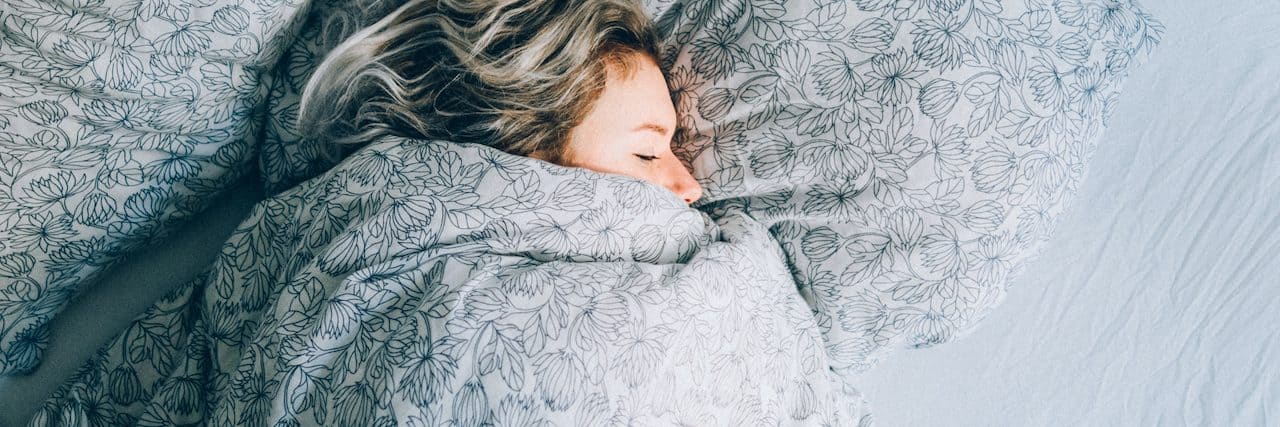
632;122;671;136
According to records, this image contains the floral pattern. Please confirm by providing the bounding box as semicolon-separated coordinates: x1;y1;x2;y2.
643;0;1160;385
14;0;1161;424
0;0;308;375
31;138;868;425
256;0;403;195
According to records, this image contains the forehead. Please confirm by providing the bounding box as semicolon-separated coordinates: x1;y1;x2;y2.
596;54;676;127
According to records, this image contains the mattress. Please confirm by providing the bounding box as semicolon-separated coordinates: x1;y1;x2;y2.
852;1;1280;425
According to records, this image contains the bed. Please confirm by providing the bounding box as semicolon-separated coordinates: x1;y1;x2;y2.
1;0;1273;425
854;1;1280;425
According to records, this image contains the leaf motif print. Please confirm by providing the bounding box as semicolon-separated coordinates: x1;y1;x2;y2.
865;48;927;105
841;231;894;282
800;226;842;263
16;100;69;126
848;17;895;52
580;206;632;260
550;179;595;210
21;170;89;207
689;23;743;82
18;0;1163;422
959;71;1002;134
971;140;1021;194
802;175;864;219
1010;9;1054;44
813;45;864;100
154;22;214;55
917;78;959;119
570;291;630;351
962;199;1005;232
11;212;76;252
911;8;969;71
0;68;40;98
776;105;841;137
916;221;968;277
452;378;494;426
0;252;37;278
533;350;585;411
526;212;580;255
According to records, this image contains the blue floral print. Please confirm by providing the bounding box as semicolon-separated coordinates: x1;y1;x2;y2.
14;0;1160;425
32;138;867;425
644;0;1161;385
0;0;308;374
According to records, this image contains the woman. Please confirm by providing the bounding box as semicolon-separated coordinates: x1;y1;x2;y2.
26;1;863;424
298;0;703;204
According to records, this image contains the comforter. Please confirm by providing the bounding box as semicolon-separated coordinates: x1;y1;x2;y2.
30;137;869;425
19;0;1162;423
0;0;309;375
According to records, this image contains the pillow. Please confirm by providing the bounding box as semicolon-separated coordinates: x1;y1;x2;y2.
643;0;1161;381
0;0;307;375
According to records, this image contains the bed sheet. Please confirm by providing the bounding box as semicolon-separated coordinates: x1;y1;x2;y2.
0;174;263;427
853;1;1280;425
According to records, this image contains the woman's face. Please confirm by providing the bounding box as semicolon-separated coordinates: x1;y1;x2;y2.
552;54;703;205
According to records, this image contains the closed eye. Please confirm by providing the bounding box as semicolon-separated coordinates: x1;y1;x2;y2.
635;154;657;162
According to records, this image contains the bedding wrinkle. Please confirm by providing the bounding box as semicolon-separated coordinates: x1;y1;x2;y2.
1078;279;1137;361
1138;150;1212;271
5;0;1185;423
0;0;310;375
857;2;1276;422
1169;139;1261;308
25;138;868;424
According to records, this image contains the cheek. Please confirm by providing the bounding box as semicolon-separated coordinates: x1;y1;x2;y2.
562;127;601;165
562;135;628;174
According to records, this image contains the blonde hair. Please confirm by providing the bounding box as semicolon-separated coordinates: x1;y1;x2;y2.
298;0;660;163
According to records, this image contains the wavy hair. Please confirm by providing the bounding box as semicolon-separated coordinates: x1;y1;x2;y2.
298;0;661;163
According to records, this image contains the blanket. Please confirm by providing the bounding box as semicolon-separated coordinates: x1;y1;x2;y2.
30;137;870;425
20;0;1162;424
0;0;309;375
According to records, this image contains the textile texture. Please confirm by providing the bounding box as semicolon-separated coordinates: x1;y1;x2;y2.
13;0;1161;424
645;0;1161;380
31;138;869;425
0;0;308;375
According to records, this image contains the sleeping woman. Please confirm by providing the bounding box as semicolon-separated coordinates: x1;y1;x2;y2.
28;0;862;423
298;0;703;204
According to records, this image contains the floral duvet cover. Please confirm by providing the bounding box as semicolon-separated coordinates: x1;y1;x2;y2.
30;137;870;425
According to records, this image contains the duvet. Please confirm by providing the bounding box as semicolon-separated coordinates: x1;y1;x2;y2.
22;0;1162;423
30;136;870;425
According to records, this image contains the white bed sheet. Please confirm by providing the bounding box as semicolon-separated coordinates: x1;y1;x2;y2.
854;2;1280;425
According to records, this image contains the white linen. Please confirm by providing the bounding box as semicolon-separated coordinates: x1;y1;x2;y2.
854;2;1280;425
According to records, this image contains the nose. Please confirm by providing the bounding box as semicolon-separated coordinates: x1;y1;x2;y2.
661;156;703;204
